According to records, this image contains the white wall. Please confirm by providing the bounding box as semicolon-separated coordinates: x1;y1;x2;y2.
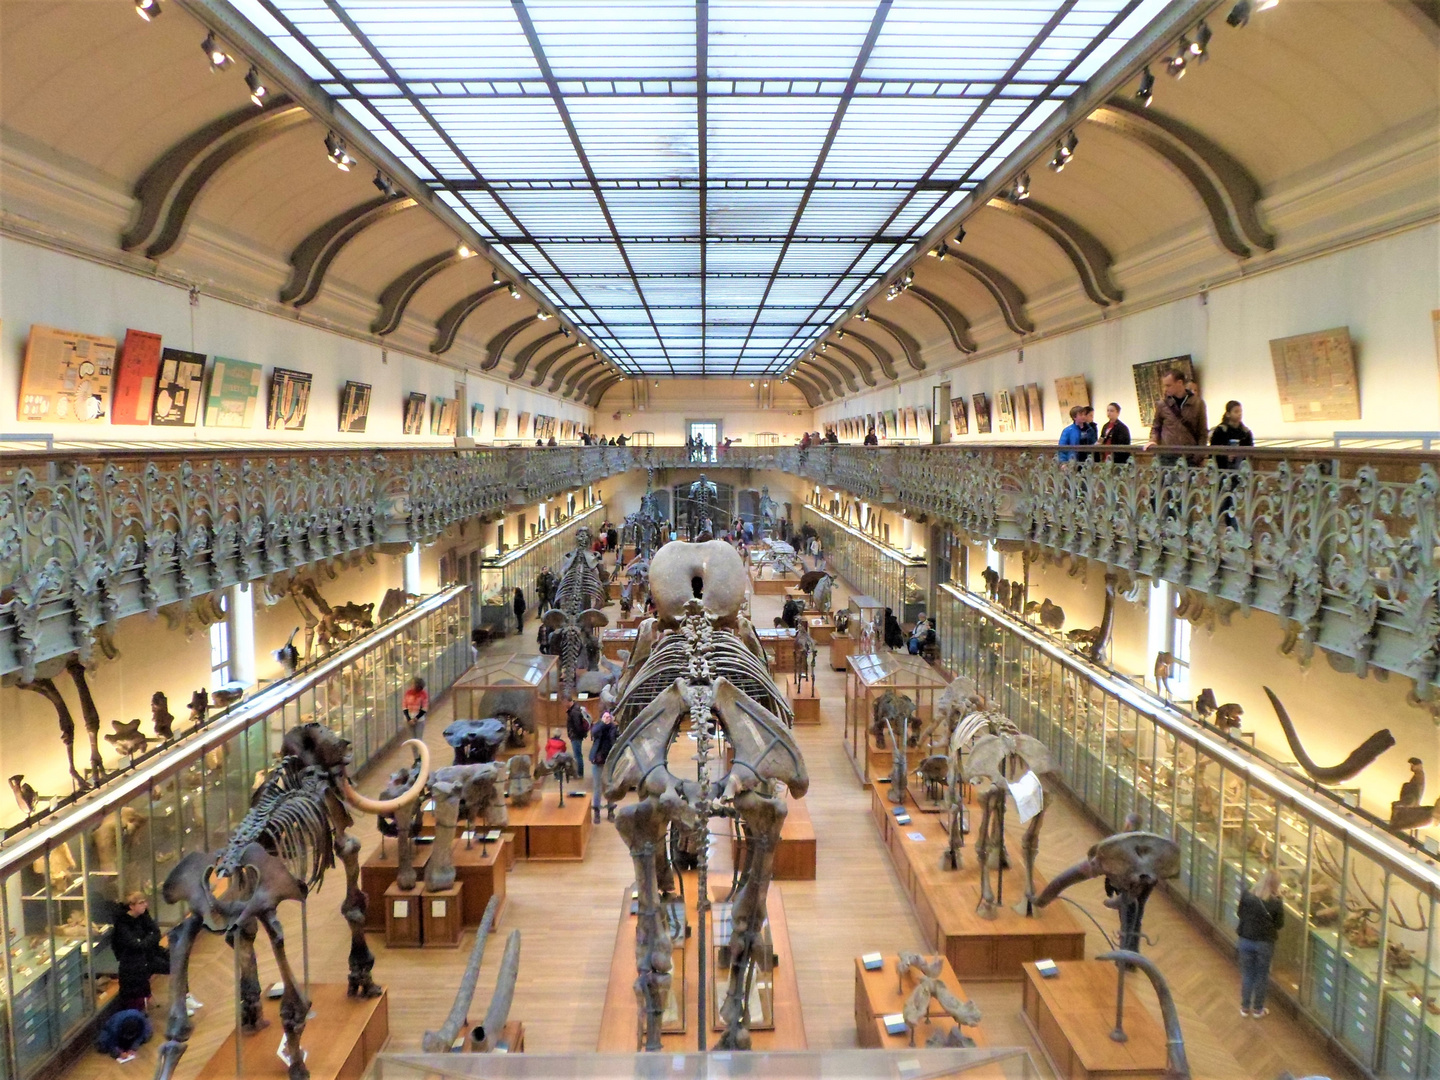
820;224;1440;442
0;236;592;444
594;378;813;444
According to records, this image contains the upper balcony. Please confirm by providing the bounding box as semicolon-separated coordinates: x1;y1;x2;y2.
2;441;1437;697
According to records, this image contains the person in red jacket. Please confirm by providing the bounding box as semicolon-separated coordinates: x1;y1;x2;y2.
402;677;429;740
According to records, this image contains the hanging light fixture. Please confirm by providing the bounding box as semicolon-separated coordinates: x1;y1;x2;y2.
324;131;354;170
491;269;501;285
1061;129;1078;159
508;283;521;300
201;31;232;71
456;242;475;259
372;170;395;196
1167;38;1189;78
244;67;268;107
954;226;966;244
1013;172;1031;201
858;308;870;321
1190;21;1212;59
135;0;162;21
1136;65;1155;106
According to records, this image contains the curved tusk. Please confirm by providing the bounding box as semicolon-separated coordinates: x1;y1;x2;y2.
341;740;430;814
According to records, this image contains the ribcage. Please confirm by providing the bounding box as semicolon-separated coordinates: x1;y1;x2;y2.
219;760;335;890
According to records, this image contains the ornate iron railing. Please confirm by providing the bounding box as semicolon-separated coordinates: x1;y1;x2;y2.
3;442;1437;693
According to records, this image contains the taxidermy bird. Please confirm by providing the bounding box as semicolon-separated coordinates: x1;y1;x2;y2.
1039;598;1065;632
188;689;209;725
150;691;175;740
9;775;39;813
1195;688;1217;722
1390;759;1437;830
1023;600;1041;619
981;566;1000;601
105;719;149;757
211;685;244;709
275;627;301;676
1214;703;1244;730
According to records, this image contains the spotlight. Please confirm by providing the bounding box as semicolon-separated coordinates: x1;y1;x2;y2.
1167;43;1188;79
1013;172;1031;201
1190;21;1212;58
954;226;966;244
508;283;521;300
245;67;268;107
135;0;161;20
820;342;828;352
1061;130;1078;159
763;382;768;387
903;268;914;284
1226;0;1250;26
749;381;755;387
1136;65;1155;106
927;245;942;257
491;269;500;285
1049;146;1067;173
372;170;395;196
457;243;475;258
858;308;870;321
836;328;846;339
562;326;573;337
325;131;353;170
536;310;551;321
201;32;232;71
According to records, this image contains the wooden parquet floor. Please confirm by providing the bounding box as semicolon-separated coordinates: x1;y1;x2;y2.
64;554;1358;1080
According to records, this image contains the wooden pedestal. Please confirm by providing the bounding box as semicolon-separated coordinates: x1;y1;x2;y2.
854;954;986;1050
196;985;388;1080
805;617;835;644
506;785;593;859
829;635;856;671
384;882;424;947
783;675;820;725
362;836;509;931
601;628;637;661
731;796;816;880
465;1020;524;1053
596;876;807;1051
753;577;794;595
869;789;1085;980
1022;962;1168;1079
422;883;464;948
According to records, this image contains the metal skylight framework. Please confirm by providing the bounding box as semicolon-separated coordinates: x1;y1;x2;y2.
234;0;1168;376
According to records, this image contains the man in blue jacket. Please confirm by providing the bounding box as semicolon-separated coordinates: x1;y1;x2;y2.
1059;405;1098;463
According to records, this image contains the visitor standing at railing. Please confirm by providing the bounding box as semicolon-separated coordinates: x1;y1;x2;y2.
1099;402;1132;464
1058;406;1086;463
864;426;878;445
403;677;430;740
1212;400;1254;529
1146;368;1208;465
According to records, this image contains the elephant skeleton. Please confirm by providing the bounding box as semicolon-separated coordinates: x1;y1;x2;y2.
603;540;809;1052
941;708;1019;870
154;725;429;1080
544;526;610;696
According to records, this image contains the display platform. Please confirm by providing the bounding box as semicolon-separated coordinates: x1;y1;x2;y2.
805;616;835;644
756;627;796;671
1021;961;1168;1079
753;576;797;595
782;675;820;725
847;730;928;789
196;984;388;1080
870;788;1085;980
854;954;989;1051
731;796;816;880
362;835;509;931
601;627;636;661
596;875;806;1052
829;634;857;671
506;785;593;859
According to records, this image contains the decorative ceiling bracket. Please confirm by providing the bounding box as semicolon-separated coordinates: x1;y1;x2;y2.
509;331;570;382
809;352;860;394
946;251;1035;335
825;340;878;387
566;357;610;398
796;357;844;398
529;341;584;387
123;98;308;260
585;374;622;407
430;285;507;355
864;312;926;372
280;194;417;307
574;365;616;402
784;373;824;407
842;328;900;381
479;316;539;371
372;251;466;336
547;350;596;393
985;197;1124;307
1089;99;1274;259
905;285;978;352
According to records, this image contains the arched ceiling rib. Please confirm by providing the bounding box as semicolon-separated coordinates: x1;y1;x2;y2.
567;359;611;398
430;284;507;355
585;375;622;408
788;367;832;403
943;252;1034;336
861;312;925;372
373;253;466;336
481;317;544;372
784;374;824;408
280;194;417;307
841;327;900;381
530;342;584;387
900;286;977;354
825;341;879;387
984;197;1123;307
574;365;617;402
796;358;843;399
547;351;596;393
809;351;860;394
509;332;571;382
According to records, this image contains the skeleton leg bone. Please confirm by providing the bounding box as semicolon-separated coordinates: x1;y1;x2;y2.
716;788;786;1050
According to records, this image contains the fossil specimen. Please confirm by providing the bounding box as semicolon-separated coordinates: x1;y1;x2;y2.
1264;687;1394;784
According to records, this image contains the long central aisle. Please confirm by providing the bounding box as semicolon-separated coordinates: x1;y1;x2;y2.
65;551;1357;1080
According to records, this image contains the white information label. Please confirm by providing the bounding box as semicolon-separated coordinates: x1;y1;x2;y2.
392;900;409;919
431;899;447;918
1009;769;1044;824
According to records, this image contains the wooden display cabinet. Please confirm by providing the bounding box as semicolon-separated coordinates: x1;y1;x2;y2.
844;651;949;788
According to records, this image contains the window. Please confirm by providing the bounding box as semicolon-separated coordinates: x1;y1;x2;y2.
1170;612;1193;699
687;420;720;462
209;618;231;687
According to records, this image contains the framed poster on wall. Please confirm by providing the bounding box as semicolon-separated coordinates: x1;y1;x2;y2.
972;393;991;434
339;381;372;432
1269;327;1360;422
885;409;898;437
1132;355;1194;423
516;411;530;439
403;392;428;435
204;357;262;428
18;324;116;423
1026;383;1044;431
152;348;207;427
995;389;1015;433
1054;375;1089;417
111;329;163;425
266;367;313;430
1012;386;1030;432
493;407;509;438
949;396;968;435
430;396;458;436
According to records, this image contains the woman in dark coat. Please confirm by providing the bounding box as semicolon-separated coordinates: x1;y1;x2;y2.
113;892;167;1011
512;587;526;634
883;608;906;651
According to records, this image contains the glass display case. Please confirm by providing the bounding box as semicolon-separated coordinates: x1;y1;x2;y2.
933;581;1440;1080
451;653;559;748
479;502;606;635
843;651;950;788
801;505;928;623
0;587;469;1080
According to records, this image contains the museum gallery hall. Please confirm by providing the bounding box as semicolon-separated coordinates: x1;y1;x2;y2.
0;1;1436;1079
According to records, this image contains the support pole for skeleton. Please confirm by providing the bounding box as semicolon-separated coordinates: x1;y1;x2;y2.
693;692;715;1053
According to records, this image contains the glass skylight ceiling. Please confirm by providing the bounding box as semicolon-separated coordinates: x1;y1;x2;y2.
237;0;1168;376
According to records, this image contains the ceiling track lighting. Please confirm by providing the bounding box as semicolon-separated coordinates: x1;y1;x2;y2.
836;328;846;339
1012;172;1031;201
1049;147;1067;173
858;308;870;322
508;283;521;299
536;310;551;321
1190;21;1212;59
201;31;233;72
1226;0;1274;26
1136;65;1155;107
1167;42;1188;79
372;170;395;196
954;227;966;245
324;131;354;171
491;269;501;285
245;67;268;107
135;0;161;21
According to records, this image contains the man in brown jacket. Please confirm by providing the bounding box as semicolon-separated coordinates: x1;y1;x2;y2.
1145;368;1207;465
